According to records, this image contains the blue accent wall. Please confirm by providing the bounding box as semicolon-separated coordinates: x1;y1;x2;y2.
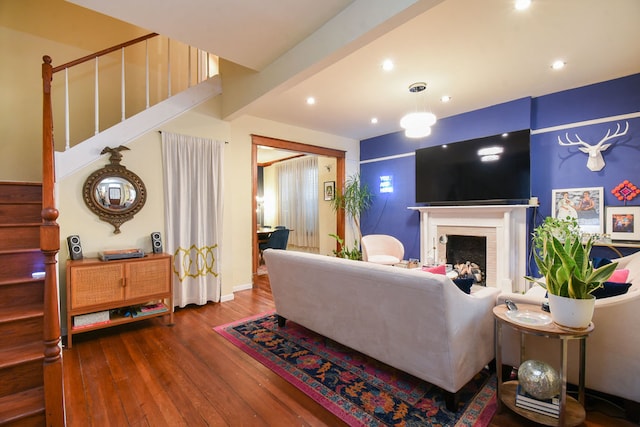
360;73;640;261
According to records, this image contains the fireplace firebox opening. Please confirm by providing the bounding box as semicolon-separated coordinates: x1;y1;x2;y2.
445;235;487;286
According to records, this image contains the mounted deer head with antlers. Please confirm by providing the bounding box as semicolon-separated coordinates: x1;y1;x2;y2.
557;121;629;172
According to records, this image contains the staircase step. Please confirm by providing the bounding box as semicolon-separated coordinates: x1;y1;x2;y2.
0;387;45;427
0;183;42;204
0;225;40;251
0;251;45;282
0;342;43;371
0;305;43;348
0;279;44;310
0;354;43;399
0;204;41;224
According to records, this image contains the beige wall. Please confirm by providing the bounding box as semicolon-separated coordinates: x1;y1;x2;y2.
317;156;338;255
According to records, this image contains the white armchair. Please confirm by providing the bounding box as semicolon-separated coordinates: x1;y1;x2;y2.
361;234;404;265
497;250;640;405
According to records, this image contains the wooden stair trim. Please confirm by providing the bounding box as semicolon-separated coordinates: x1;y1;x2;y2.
0;248;42;255
0;386;45;424
0;304;44;323
0;182;42;187
0;201;41;205
0;223;42;228
0;342;44;370
0;277;44;287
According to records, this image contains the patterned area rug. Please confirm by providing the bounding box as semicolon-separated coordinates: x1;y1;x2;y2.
214;312;496;427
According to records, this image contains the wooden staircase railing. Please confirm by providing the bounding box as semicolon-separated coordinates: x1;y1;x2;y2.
51;33;216;151
42;56;65;427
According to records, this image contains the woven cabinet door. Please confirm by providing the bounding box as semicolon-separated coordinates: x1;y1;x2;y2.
125;256;171;300
69;263;125;309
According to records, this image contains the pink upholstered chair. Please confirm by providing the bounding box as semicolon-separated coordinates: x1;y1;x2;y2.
361;234;404;265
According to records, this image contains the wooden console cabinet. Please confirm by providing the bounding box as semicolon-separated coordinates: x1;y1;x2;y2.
66;253;174;348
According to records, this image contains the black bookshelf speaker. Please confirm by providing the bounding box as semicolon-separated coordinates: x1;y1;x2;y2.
67;235;83;260
150;232;163;254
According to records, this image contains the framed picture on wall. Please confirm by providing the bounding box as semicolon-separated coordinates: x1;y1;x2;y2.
606;206;640;241
551;187;604;234
324;181;335;201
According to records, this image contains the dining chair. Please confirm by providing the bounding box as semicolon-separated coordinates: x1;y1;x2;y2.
259;228;290;264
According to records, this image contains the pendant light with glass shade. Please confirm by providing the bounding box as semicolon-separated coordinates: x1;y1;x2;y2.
400;82;436;138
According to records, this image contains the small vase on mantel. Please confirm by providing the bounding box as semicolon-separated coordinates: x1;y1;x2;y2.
547;293;596;329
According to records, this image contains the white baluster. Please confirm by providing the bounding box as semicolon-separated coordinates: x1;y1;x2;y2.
167;38;172;97
94;57;99;135
64;68;70;151
145;39;150;109
121;47;125;122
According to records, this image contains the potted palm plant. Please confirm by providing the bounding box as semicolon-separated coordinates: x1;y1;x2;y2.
329;173;373;259
525;216;617;328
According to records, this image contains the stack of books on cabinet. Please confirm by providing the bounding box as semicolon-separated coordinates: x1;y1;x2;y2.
515;384;560;418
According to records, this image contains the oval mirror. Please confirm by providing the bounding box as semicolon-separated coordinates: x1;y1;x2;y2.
83;146;146;233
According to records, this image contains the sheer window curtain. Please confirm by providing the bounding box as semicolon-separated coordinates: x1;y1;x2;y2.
161;132;224;307
276;156;319;250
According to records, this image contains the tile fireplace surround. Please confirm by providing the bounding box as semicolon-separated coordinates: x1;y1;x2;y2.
409;205;533;293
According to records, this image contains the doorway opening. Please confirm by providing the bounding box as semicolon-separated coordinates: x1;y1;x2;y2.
251;135;345;276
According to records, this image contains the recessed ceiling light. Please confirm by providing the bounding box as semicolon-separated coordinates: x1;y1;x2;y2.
515;0;531;10
441;95;452;103
371;118;378;124
306;97;316;105
382;59;394;71
551;60;566;70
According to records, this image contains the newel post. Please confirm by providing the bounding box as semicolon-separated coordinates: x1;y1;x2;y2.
42;55;66;427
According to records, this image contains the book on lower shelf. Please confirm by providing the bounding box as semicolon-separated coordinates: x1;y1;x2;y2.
132;303;169;317
515;384;560;418
73;310;110;328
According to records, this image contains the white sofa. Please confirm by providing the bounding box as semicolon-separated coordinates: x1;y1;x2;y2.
263;249;500;409
497;250;640;405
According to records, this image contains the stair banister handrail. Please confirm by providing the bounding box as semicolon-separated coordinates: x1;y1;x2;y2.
51;33;158;73
51;33;159;150
49;33;214;151
41;55;66;427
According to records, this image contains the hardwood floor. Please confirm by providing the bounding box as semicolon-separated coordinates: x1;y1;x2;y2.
63;274;637;426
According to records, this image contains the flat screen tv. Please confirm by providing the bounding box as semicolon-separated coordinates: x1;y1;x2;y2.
415;129;531;205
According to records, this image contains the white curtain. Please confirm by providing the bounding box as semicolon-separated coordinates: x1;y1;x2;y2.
161;132;224;307
276;156;318;249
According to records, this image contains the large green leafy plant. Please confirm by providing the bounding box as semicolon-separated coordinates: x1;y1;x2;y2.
329;173;373;259
328;233;362;260
525;216;617;299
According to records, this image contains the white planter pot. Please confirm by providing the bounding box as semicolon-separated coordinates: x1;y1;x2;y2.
547;293;595;329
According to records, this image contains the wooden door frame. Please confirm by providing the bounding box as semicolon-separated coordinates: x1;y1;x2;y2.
251;134;345;275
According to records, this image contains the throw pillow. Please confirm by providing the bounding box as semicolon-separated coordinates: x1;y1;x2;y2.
591;281;632;299
609;268;630;284
592;257;612;268
452;278;474;294
422;264;446;275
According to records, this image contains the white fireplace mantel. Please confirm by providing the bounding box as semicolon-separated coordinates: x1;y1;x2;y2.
408;205;534;293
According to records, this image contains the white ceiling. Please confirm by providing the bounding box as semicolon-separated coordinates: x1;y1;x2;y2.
69;0;640;142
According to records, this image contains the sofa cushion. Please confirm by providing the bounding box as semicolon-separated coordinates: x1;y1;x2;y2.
609;268;630;283
452;278;474;294
422;264;446;275
368;254;401;264
420;265;472;293
592;257;613;268
591;281;632;299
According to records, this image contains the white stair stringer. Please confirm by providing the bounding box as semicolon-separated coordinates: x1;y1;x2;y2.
55;75;222;180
